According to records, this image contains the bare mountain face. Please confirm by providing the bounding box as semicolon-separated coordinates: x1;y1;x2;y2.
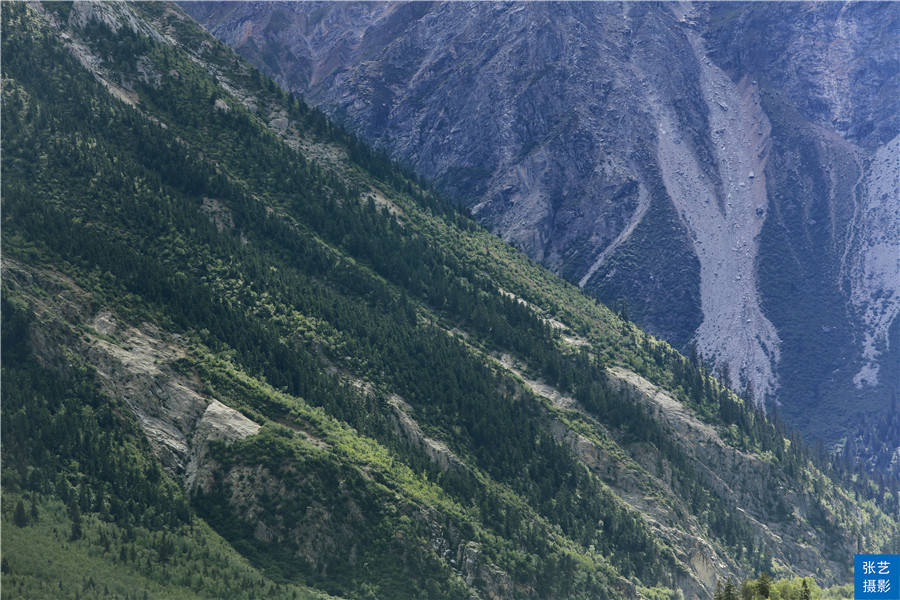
183;2;899;455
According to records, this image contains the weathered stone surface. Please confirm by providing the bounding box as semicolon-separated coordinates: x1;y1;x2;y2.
3;259;261;490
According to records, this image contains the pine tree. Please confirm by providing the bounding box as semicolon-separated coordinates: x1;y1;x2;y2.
757;572;771;599
724;579;738;600
69;502;82;541
13;499;28;527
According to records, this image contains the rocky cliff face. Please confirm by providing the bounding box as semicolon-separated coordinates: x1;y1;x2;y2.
184;1;899;454
3;260;261;491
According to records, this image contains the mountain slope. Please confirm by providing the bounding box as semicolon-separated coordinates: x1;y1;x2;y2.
2;3;898;600
182;1;900;465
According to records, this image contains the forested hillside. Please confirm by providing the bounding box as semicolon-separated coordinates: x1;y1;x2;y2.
2;3;897;600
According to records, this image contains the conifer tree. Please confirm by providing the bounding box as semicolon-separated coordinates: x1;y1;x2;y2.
69;502;82;541
13;500;28;527
724;579;738;600
757;572;772;599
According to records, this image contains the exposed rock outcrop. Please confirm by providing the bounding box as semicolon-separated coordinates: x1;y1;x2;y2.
3;260;261;490
387;395;467;474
